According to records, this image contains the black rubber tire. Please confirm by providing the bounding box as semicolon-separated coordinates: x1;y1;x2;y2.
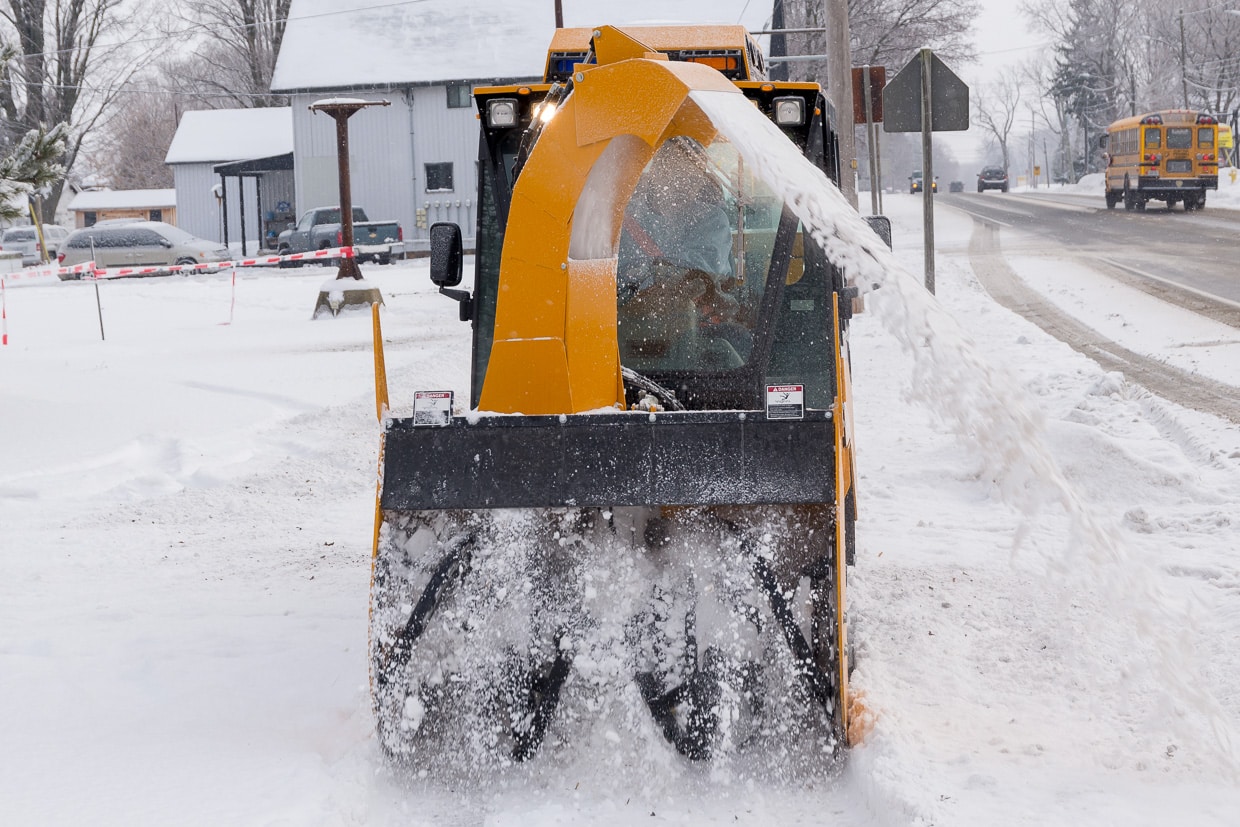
277;246;300;268
371;510;581;769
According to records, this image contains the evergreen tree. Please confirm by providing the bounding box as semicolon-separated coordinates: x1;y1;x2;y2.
0;122;68;223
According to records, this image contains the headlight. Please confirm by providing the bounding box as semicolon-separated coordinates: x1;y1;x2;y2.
772;96;805;126
486;98;519;128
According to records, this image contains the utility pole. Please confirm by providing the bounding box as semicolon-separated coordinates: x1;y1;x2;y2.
770;0;789;82
825;0;857;208
1179;9;1189;108
1029;108;1035;189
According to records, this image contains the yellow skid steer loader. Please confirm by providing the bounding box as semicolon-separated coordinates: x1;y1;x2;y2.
368;24;864;771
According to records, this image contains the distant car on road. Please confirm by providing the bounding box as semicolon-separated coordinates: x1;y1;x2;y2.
57;221;231;277
1;224;70;266
909;170;937;194
948;180;964;193
978;166;1009;192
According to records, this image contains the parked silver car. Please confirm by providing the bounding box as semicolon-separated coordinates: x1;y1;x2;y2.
58;222;231;277
1;224;70;266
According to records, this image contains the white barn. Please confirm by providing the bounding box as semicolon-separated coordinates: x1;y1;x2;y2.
164;108;295;254
269;0;773;253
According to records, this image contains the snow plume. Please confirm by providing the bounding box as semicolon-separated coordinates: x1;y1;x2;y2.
690;89;1240;774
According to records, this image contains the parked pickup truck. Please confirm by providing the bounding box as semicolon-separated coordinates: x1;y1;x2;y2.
276;206;402;266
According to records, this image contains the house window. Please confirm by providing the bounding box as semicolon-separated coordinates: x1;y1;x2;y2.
149;209;162;222
425;162;454;192
84;211;97;227
446;83;472;109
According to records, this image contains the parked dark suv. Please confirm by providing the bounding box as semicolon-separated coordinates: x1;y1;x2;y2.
978;166;1009;192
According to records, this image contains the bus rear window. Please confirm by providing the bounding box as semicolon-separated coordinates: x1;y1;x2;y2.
1144;127;1161;148
1198;128;1214;147
1167;127;1193;149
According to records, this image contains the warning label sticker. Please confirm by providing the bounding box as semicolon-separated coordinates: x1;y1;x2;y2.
765;384;805;420
413;390;454;426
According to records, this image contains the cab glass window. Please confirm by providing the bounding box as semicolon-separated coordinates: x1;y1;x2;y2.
616;135;778;375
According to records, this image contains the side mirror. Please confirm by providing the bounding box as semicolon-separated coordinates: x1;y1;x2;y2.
429;222;463;287
429;222;472;322
1097;135;1108;149
862;215;892;249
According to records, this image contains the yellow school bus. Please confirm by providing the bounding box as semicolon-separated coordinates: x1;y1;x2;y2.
1100;109;1219;211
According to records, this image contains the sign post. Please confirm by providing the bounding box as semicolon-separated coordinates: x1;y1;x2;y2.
882;49;969;294
919;49;935;293
852;66;886;216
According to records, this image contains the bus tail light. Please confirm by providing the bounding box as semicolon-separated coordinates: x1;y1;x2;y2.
1143;153;1161;165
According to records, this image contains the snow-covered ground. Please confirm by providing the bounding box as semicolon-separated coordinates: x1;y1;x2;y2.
2;188;1238;824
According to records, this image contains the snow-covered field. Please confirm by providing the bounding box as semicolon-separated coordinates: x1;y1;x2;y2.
2;187;1238;824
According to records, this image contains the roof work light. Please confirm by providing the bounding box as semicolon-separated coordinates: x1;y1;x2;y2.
487;99;520;128
772;96;805;126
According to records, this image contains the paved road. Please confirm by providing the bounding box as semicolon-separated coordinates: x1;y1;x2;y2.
943;193;1240;424
938;190;1240;321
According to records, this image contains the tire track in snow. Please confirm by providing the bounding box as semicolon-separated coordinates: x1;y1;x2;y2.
966;221;1240;425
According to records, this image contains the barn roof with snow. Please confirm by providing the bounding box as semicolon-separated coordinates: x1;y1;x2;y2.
270;0;773;92
164;108;294;165
68;188;177;211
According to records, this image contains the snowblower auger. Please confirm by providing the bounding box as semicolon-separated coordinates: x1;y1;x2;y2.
369;24;867;770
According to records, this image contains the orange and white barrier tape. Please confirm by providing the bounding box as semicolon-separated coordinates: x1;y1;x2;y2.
1;262;75;285
88;246;355;279
2;245;357;283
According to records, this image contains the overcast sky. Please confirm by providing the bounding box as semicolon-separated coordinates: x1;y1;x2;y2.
942;0;1052;165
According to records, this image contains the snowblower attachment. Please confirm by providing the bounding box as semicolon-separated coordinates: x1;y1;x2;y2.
370;25;865;770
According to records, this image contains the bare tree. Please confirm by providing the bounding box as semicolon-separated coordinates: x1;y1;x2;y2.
775;0;978;196
777;0;979;71
0;0;140;222
849;0;980;67
1166;1;1240;115
1021;57;1078;182
973;65;1023;172
91;74;180;189
166;0;292;108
